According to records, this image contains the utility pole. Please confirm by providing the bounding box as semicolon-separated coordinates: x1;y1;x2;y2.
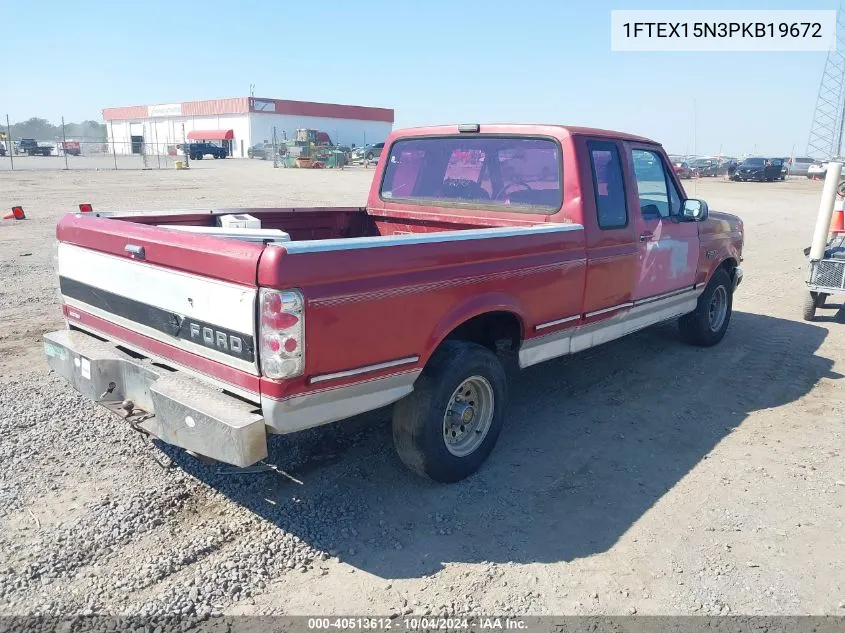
109;121;118;170
61;116;69;170
6;114;14;171
182;123;189;169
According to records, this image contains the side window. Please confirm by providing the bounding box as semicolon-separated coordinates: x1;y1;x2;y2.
632;149;681;218
588;141;627;229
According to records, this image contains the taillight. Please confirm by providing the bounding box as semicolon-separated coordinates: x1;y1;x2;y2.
78;203;93;213
259;288;304;379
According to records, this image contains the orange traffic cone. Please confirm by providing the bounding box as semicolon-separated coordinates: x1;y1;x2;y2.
2;206;26;220
831;199;845;233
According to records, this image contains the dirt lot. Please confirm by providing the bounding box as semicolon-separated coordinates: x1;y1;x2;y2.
0;161;842;618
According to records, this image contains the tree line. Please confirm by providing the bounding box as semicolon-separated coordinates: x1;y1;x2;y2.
5;117;107;141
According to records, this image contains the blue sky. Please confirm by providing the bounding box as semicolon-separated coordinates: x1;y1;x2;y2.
1;0;839;155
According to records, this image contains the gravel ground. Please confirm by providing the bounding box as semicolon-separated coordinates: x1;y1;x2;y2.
0;161;843;618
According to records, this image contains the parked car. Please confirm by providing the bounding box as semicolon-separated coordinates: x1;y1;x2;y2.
788;156;818;177
351;142;385;162
688;158;725;177
732;157;781;182
673;160;694;179
45;123;743;483
186;142;227;160
247;142;276;160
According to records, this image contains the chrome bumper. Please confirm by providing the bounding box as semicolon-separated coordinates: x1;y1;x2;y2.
43;329;268;467
734;265;744;290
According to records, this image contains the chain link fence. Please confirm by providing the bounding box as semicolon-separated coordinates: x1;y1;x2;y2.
0;115;212;171
0;118;360;172
0;138;195;171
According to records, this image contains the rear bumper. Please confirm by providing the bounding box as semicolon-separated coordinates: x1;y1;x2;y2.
44;329;268;467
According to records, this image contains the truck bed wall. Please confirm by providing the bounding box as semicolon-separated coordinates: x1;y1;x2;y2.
122;207;500;240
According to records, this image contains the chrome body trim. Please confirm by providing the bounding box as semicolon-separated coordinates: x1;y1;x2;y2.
535;314;580;331
263;369;422;434
633;285;696;306
584;302;635;318
309;356;421;384
519;288;704;369
279;223;584;254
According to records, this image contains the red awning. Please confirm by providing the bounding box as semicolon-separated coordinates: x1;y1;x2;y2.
186;129;234;141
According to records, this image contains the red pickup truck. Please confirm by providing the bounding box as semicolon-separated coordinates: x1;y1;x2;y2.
45;124;744;482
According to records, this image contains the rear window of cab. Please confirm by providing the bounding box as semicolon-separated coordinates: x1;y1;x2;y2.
379;136;562;213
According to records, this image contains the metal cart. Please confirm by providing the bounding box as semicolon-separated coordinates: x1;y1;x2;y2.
804;234;845;320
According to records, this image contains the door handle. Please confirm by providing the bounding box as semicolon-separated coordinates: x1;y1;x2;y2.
639;231;654;242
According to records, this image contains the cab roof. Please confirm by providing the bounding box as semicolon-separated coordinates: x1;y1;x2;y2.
390;124;658;145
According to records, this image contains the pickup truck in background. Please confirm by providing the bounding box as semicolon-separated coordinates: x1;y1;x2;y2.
17;138;53;156
45;124;744;482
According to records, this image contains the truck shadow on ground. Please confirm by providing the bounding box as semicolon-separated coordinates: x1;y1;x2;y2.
170;311;838;579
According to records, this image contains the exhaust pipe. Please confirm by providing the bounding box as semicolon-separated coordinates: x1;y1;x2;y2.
809;161;843;261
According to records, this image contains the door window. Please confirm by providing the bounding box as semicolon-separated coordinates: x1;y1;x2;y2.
587;141;627;229
632;150;681;219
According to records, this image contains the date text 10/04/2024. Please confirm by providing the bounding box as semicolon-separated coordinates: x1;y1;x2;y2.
622;22;822;39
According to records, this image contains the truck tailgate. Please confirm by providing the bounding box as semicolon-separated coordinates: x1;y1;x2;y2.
56;213;266;387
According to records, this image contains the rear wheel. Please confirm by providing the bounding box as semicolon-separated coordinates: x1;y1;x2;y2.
392;341;507;483
366;151;374;161
679;269;733;346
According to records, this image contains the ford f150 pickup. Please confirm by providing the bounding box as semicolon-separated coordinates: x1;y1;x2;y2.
44;124;744;482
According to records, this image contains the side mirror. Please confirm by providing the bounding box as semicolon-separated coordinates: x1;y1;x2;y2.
682;198;709;221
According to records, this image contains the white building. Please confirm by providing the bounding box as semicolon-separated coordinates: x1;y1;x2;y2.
103;96;394;157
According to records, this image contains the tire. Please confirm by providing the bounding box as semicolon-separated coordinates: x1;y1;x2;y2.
392;341;507;483
803;291;821;321
366;151;374;161
679;269;733;347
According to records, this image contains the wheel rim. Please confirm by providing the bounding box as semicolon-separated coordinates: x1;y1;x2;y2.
708;285;728;332
443;376;495;457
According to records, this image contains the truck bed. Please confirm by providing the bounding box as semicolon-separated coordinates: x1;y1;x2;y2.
120;205;545;241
